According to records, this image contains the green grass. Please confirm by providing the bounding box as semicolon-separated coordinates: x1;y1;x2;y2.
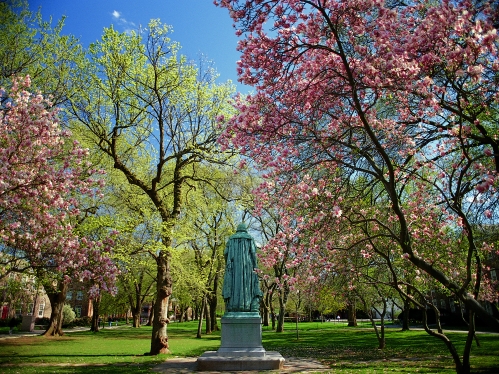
0;321;498;373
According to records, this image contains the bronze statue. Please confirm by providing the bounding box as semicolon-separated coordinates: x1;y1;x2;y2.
222;223;262;313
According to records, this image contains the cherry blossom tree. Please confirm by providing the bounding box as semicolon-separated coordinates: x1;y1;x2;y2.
0;77;117;335
217;1;499;372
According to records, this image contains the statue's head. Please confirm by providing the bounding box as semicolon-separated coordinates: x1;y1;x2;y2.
236;223;248;232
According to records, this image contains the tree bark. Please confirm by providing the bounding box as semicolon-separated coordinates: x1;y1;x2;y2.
147;299;154;326
43;280;68;336
402;292;411;331
347;299;357;327
210;258;222;332
91;295;101;332
422;308;466;374
205;298;212;334
462;310;475;373
149;250;172;355
197;297;206;339
276;286;289;333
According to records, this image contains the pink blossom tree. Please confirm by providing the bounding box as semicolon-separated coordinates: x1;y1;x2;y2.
217;1;499;372
0;77;117;335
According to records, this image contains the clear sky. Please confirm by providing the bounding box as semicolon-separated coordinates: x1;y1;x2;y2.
28;0;249;93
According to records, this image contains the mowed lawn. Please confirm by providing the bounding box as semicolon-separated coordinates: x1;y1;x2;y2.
0;321;498;373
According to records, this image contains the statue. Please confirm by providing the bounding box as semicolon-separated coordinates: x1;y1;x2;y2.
222;223;262;313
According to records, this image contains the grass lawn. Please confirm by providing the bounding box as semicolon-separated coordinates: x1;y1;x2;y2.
0;321;498;373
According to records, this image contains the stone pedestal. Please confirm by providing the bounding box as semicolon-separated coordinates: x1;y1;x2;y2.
218;312;264;357
21;315;35;332
196;312;285;371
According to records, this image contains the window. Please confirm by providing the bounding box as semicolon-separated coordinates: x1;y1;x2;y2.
38;303;45;317
491;269;497;282
27;303;34;315
66;291;73;300
75;306;82;318
440;299;446;309
76;291;83;301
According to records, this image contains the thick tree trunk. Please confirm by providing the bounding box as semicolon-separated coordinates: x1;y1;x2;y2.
91;295;101;332
129;297;142;328
179;306;186;322
271;303;276;330
262;290;271;327
133;312;141;328
276;287;289;333
43;280;68;337
402;290;411;331
149;250;172;355
208;292;218;332
347;300;357;327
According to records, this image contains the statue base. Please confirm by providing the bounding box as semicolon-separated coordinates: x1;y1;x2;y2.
218;312;264;356
197;351;285;371
196;312;285;371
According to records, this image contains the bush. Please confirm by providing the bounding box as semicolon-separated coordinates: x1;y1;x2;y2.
62;304;76;327
35;317;50;326
0;316;21;327
71;316;91;327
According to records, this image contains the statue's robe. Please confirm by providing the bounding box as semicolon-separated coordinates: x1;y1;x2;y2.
222;225;262;312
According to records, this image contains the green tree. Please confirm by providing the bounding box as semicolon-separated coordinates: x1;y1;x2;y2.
0;0;84;105
67;21;235;354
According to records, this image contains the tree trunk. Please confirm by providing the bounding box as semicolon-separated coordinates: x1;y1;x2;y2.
347;299;357;327
421;308;465;374
262;290;271;327
402;290;411;331
179;306;186;322
276;287;289;333
197;297;206;339
149;250;172;355
91;295;101;332
209;263;221;332
462;310;475;373
205;298;212;334
208;292;219;332
43;280;68;337
271;303;276;330
129;298;141;328
146;300;154;326
133;312;141;328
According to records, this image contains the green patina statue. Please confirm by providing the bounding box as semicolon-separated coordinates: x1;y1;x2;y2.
222;223;263;313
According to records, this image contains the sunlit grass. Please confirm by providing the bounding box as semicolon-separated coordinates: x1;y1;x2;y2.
0;320;498;373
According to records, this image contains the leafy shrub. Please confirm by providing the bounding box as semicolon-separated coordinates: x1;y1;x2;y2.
35;317;50;325
0;316;21;327
71;316;91;327
62;304;76;326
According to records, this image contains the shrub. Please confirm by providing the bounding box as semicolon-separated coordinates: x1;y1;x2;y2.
35;317;50;326
62;304;76;327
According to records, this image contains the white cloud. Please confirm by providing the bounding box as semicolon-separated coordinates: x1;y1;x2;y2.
110;10;136;33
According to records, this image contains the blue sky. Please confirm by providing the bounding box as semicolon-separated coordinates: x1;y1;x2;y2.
29;0;248;93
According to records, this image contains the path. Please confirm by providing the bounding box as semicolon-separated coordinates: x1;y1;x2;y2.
152;356;329;374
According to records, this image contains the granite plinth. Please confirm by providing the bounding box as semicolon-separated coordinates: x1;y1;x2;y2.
196;351;285;371
219;313;263;355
